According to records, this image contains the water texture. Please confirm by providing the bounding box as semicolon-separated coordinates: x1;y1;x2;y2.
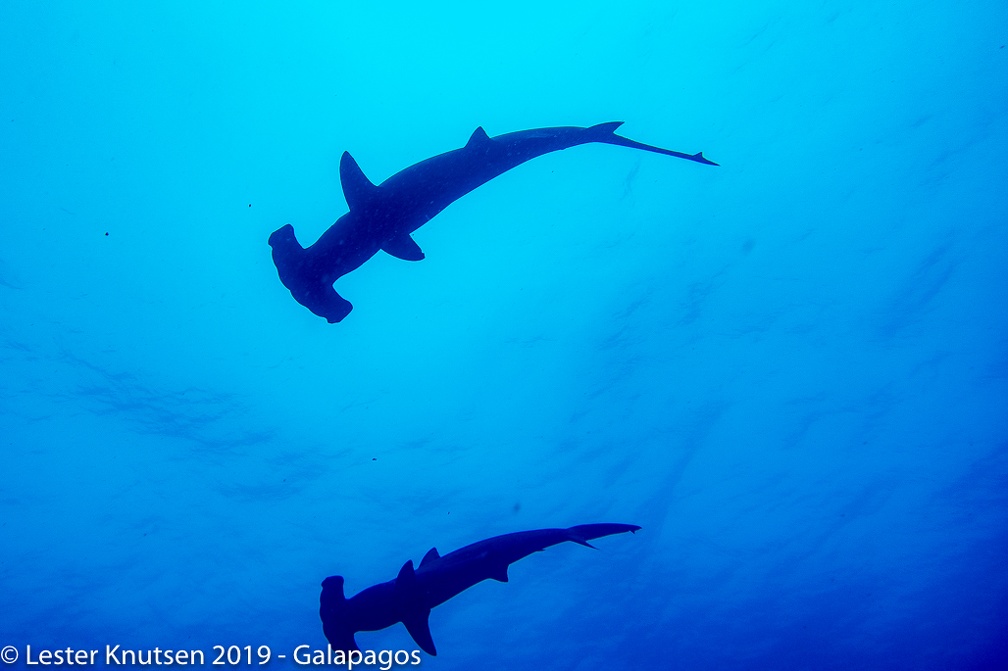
1;2;1006;669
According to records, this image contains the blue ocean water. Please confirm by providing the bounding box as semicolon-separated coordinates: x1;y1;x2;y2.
2;2;1007;669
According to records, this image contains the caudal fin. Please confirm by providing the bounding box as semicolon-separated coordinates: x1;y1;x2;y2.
589;121;718;167
566;523;641;548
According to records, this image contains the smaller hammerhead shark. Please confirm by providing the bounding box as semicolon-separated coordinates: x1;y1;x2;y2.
319;523;640;655
270;122;715;322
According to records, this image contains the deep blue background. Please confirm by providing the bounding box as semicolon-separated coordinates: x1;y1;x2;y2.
2;2;1007;669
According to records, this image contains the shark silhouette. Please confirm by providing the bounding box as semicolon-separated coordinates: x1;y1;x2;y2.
269;122;715;322
319;523;640;655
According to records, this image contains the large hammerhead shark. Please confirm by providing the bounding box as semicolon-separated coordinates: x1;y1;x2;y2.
319;523;640;655
269;122;715;322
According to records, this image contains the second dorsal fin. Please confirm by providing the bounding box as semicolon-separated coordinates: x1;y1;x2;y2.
339;151;379;211
465;126;491;149
419;547;440;568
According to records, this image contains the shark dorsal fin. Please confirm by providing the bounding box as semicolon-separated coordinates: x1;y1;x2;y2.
339;151;379;211
402;608;437;656
419;547;440;568
588;120;625;136
465;126;491;149
383;234;425;262
396;559;416;588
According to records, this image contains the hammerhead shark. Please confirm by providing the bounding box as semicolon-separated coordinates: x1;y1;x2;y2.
319;523;640;655
269;122;715;322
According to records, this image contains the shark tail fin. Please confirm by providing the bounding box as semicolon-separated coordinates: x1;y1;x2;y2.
589;121;718;166
320;576;360;652
566;523;641;549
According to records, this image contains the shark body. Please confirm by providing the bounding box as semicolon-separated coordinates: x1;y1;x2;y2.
269;122;715;322
319;523;640;655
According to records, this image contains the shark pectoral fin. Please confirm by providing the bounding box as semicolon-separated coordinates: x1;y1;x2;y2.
394;560;437;654
382;234;425;261
491;564;509;583
402;609;437;656
419;547;440;568
339;151;379;211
